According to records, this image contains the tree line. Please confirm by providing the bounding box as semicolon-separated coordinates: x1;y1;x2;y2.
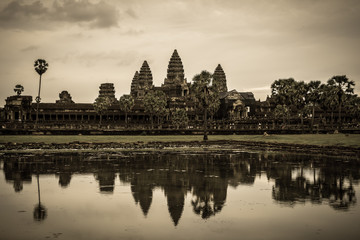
270;75;359;131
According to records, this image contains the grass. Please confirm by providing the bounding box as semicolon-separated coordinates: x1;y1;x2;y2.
0;134;359;147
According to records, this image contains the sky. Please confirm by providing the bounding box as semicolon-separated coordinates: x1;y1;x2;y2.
0;0;359;106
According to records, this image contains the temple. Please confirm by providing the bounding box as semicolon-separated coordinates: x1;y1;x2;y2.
0;49;272;132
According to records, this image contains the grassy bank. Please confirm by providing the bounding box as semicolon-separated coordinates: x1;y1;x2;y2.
0;134;359;147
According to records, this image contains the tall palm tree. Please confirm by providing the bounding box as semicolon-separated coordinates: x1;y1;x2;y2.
34;59;49;126
119;94;135;126
93;96;112;126
293;81;308;132
327;75;355;130
191;71;213;141
271;78;297;125
33;166;47;221
319;84;338;130
14;84;24;96
144;90;167;129
307;81;322;132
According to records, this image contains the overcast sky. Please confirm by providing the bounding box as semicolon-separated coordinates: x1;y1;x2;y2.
0;0;359;106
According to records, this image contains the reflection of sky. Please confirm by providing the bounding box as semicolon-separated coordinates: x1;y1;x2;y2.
1;166;360;239
291;168;321;184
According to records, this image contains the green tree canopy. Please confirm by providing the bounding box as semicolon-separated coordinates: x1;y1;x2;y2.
144;90;167;128
171;108;189;129
94;96;112;125
119;94;135;125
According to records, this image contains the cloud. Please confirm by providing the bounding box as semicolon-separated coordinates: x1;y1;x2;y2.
21;45;39;52
51;0;120;29
0;0;134;30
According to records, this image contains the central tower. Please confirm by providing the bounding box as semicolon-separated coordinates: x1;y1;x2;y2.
162;49;189;98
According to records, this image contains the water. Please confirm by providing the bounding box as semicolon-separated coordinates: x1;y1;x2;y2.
0;151;359;240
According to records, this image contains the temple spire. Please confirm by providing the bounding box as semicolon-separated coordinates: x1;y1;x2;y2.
165;49;185;85
138;60;153;87
213;64;228;92
131;61;153;99
130;71;139;97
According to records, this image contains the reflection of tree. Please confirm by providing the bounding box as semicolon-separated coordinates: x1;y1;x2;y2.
58;172;72;188
189;155;230;219
3;160;32;192
2;151;360;226
269;154;358;210
33;173;47;221
191;178;227;219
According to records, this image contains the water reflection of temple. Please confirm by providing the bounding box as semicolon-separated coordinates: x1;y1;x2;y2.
1;152;359;225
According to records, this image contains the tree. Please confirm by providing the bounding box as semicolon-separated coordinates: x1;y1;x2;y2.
207;90;220;121
343;94;360;123
144;90;167;129
327;75;355;130
271;78;297;125
293;81;309;132
307;81;322;132
34;59;49;126
33;170;47;221
271;78;296;105
119;94;134;126
274;104;290;127
171;108;189;129
93;96;112;126
191;70;213;141
319;84;338;130
14;84;24;96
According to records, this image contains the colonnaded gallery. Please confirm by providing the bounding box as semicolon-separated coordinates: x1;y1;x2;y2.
1;49;272;131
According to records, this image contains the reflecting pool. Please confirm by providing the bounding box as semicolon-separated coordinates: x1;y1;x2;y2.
1;151;360;240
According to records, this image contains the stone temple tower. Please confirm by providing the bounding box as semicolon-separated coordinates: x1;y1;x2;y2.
98;83;117;103
130;71;139;98
162;49;189;98
213;64;228;93
131;61;154;99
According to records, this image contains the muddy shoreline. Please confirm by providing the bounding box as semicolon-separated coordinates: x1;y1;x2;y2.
1;140;359;158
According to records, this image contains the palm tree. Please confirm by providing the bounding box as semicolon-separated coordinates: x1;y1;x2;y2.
34;59;49;126
191;71;213;141
307;81;322;132
14;84;24;96
293;81;308;132
274;104;289;128
144;90;167;129
343;94;360;124
171;108;189;129
93;96;112;126
33;168;47;221
271;78;297;125
327;75;355;130
319;84;338;130
207;90;220;121
119;94;135;126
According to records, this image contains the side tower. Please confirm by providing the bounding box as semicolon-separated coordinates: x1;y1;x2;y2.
213;64;228;93
162;49;189;98
130;71;139;98
98;83;117;103
131;61;154;99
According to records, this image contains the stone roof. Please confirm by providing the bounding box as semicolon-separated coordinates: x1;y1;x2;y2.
219;90;256;105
